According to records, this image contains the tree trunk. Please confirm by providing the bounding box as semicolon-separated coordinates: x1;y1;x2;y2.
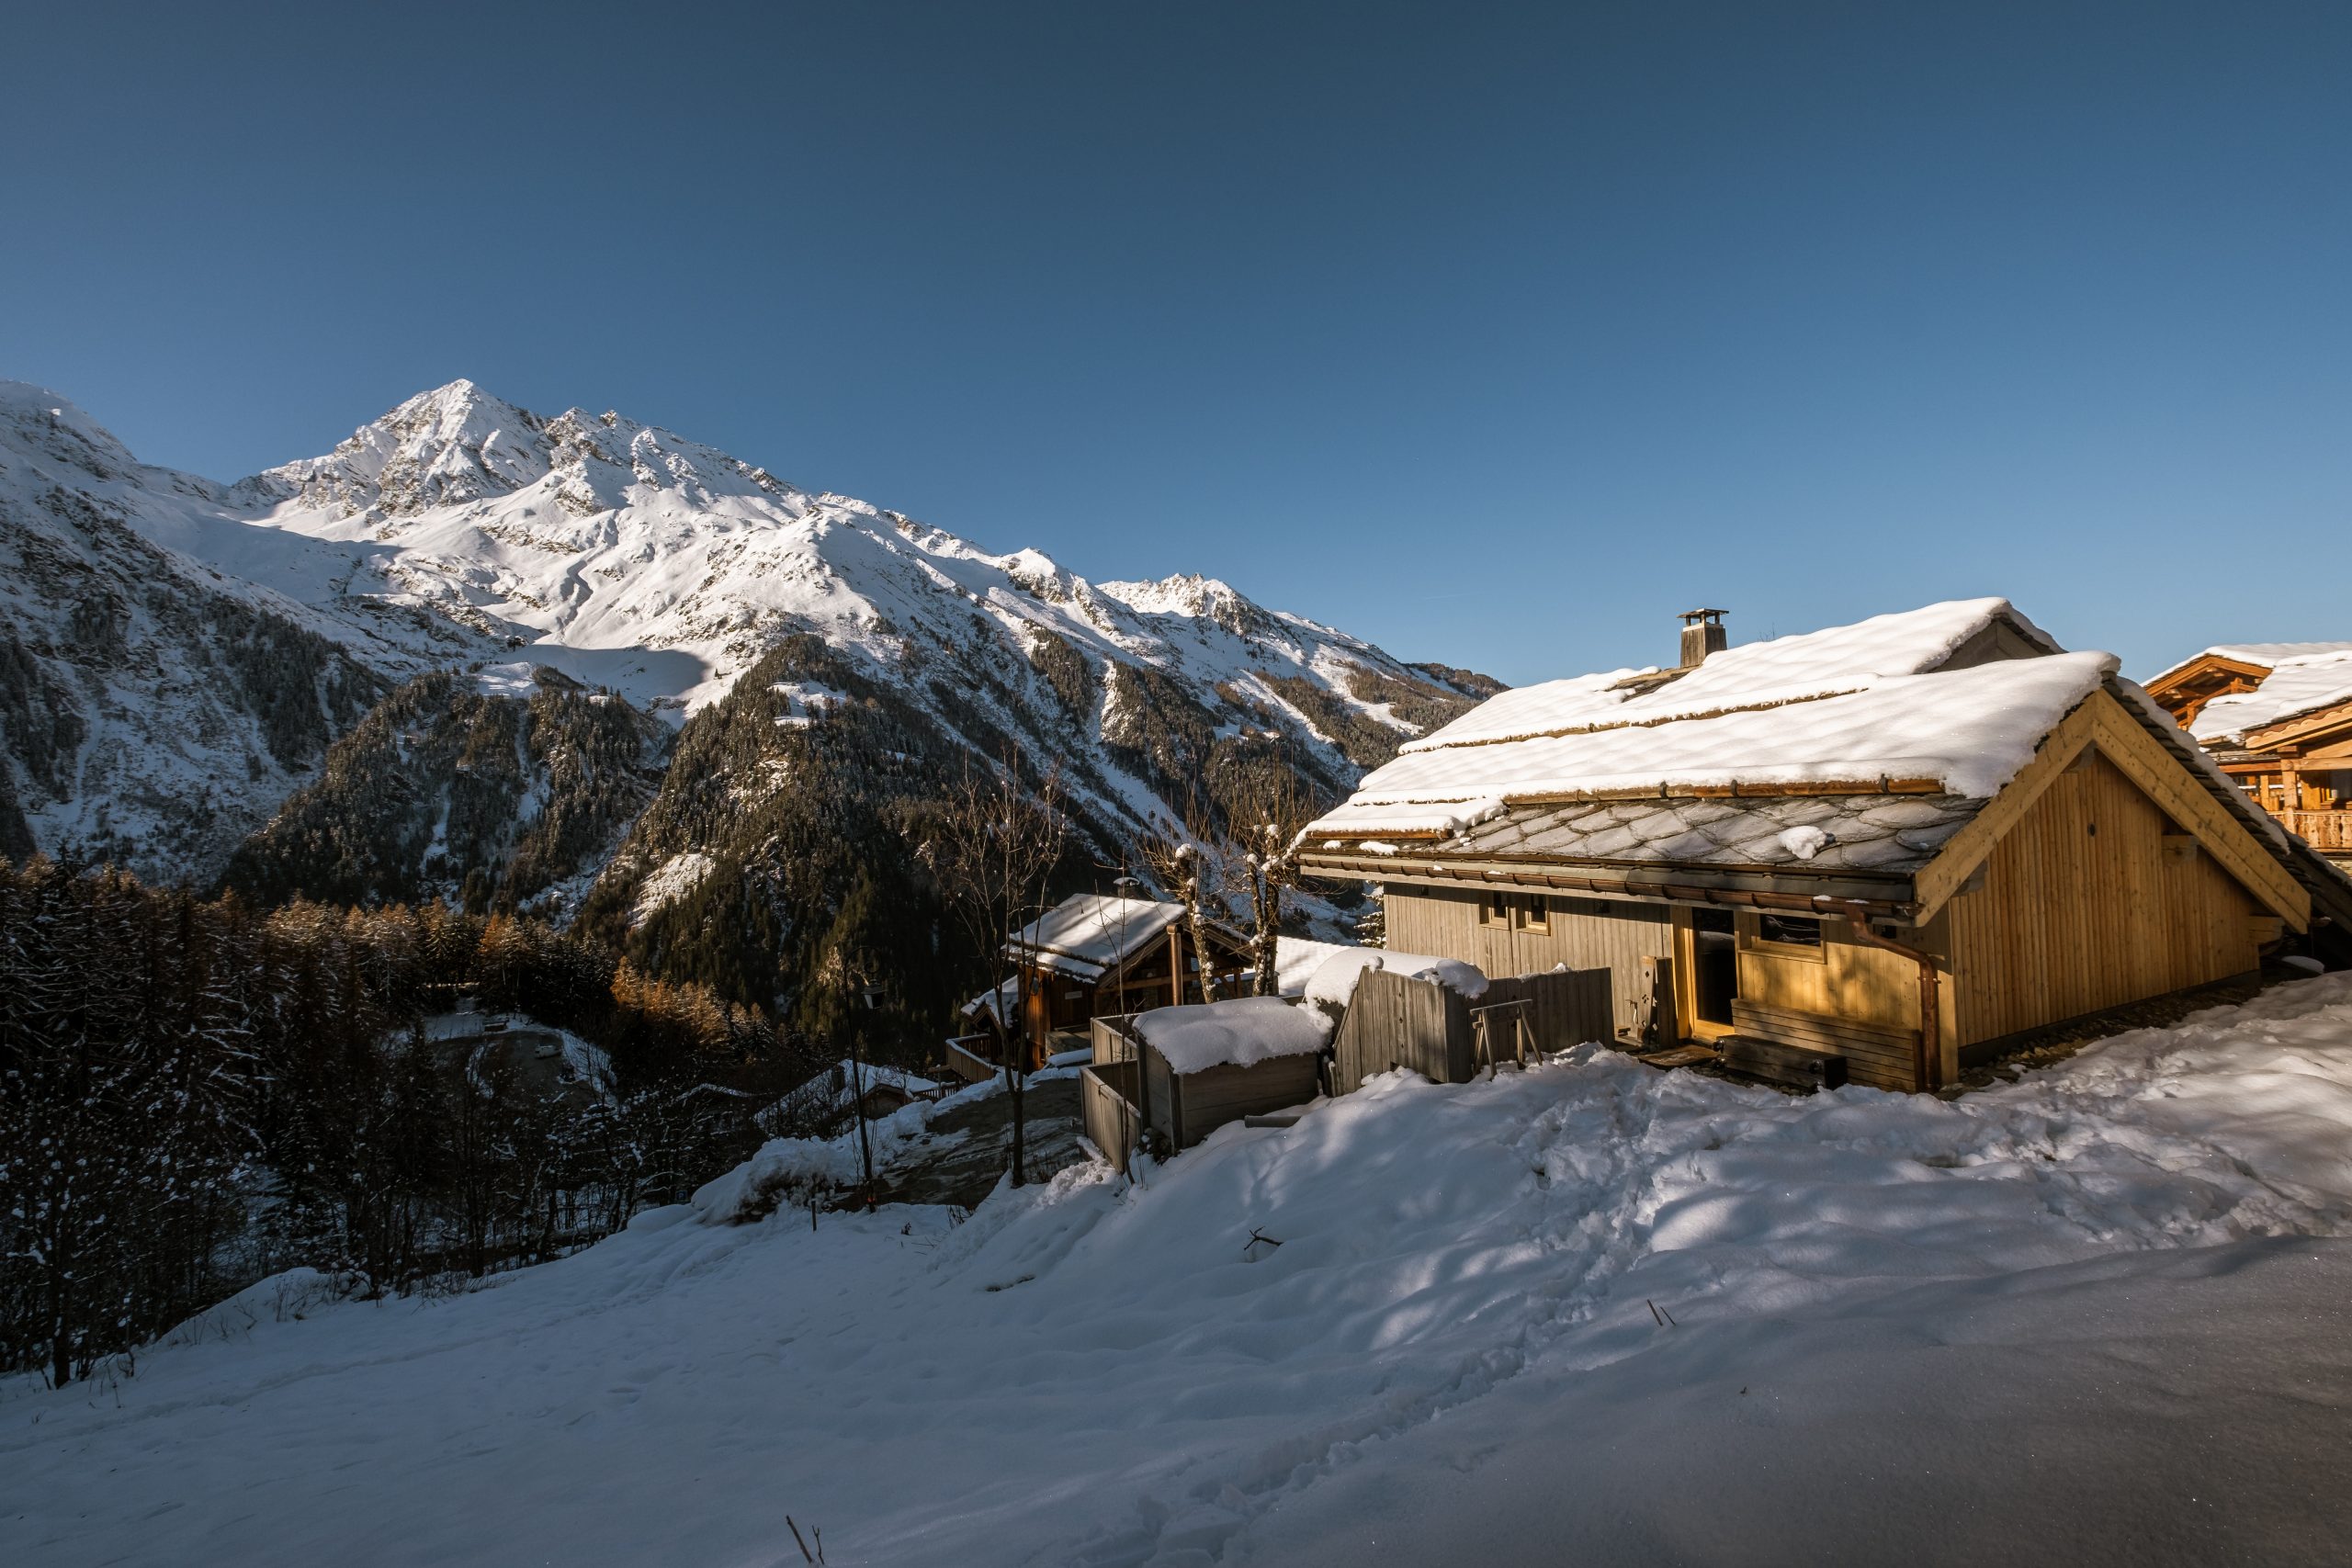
1005;1057;1027;1188
1181;855;1218;1005
1250;866;1280;997
1005;967;1029;1188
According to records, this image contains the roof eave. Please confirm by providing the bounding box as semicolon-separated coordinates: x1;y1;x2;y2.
1299;849;1918;917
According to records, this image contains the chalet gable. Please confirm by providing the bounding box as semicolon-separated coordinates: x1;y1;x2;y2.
2146;643;2352;740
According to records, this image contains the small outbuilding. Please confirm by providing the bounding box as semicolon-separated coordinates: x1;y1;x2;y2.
1080;996;1330;1161
950;898;1356;1081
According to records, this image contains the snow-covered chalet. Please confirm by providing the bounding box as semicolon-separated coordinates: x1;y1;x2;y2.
2143;640;2352;863
1299;601;2352;1092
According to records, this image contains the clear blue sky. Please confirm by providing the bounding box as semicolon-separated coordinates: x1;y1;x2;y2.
6;2;2347;685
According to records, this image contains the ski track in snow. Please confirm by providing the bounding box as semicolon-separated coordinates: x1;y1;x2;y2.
8;976;2352;1565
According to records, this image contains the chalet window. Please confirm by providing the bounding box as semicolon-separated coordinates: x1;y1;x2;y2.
1516;897;1550;933
1483;891;1509;926
1754;913;1824;948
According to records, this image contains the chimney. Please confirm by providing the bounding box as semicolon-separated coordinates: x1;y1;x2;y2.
1679;607;1726;668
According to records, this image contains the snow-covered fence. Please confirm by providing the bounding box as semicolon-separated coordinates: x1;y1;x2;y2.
1331;964;1612;1093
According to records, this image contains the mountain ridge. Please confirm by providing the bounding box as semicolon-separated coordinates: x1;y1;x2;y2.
0;374;1498;1005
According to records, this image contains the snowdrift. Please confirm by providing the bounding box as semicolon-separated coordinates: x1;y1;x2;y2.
11;977;2352;1566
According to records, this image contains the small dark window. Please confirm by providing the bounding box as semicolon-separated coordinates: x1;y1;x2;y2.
1519;897;1550;933
1483;891;1508;925
1757;913;1822;947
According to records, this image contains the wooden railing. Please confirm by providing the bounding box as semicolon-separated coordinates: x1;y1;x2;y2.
2279;809;2352;851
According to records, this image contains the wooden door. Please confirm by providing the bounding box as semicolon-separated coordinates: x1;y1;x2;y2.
1673;908;1739;1042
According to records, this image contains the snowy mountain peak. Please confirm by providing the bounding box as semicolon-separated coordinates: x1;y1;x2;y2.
235;378;548;514
236;382;805;521
1101;572;1282;641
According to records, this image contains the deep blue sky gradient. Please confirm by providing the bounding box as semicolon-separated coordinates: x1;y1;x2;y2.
6;2;2348;683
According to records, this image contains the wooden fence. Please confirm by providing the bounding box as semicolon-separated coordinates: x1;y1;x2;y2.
1080;1058;1145;1167
1331;965;1614;1095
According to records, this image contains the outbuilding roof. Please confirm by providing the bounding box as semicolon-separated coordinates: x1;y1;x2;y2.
1005;894;1185;980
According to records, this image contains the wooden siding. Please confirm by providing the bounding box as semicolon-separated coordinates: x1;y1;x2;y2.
1731;998;1921;1091
1734;912;1935;1042
1385;885;1673;1039
1160;1050;1323;1149
1943;750;2261;1045
1080;1060;1143;1166
1472;968;1617;1061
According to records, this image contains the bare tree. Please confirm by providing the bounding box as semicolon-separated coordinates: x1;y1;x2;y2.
1221;774;1317;997
1141;822;1224;1006
919;748;1067;1187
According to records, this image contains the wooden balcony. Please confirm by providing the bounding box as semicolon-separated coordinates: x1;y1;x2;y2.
2278;808;2352;852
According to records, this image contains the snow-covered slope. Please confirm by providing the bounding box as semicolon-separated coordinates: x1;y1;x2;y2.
0;385;427;879
225;379;1468;739
10;975;2352;1565
0;378;1487;891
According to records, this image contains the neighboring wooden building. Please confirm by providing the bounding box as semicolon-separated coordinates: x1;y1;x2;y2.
955;894;1259;1076
1301;601;2352;1093
2144;643;2352;861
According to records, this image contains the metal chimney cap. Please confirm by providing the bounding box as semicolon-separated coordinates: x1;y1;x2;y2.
1679;607;1727;624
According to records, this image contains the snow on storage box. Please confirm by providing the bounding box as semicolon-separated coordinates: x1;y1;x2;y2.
1093;998;1334;1155
1133;996;1334;1075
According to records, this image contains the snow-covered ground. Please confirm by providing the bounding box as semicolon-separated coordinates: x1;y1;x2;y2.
9;979;2352;1566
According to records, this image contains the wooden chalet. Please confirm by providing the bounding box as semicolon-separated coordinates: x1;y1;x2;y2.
952;894;1258;1077
1299;601;2352;1093
2145;643;2352;862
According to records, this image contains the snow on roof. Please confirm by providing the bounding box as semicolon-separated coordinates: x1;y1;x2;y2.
1006;894;1186;980
2191;649;2352;744
1304;949;1489;1008
1131;996;1333;1075
1398;599;2052;755
1274;937;1361;998
960;976;1019;1026
1308;650;2115;837
2149;640;2352;685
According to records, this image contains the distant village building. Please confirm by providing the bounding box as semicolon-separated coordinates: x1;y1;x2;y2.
950;894;1363;1083
951;894;1254;1079
1299;601;2352;1093
2144;643;2352;862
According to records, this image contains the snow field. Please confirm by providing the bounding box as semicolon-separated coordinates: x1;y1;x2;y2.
7;977;2352;1566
